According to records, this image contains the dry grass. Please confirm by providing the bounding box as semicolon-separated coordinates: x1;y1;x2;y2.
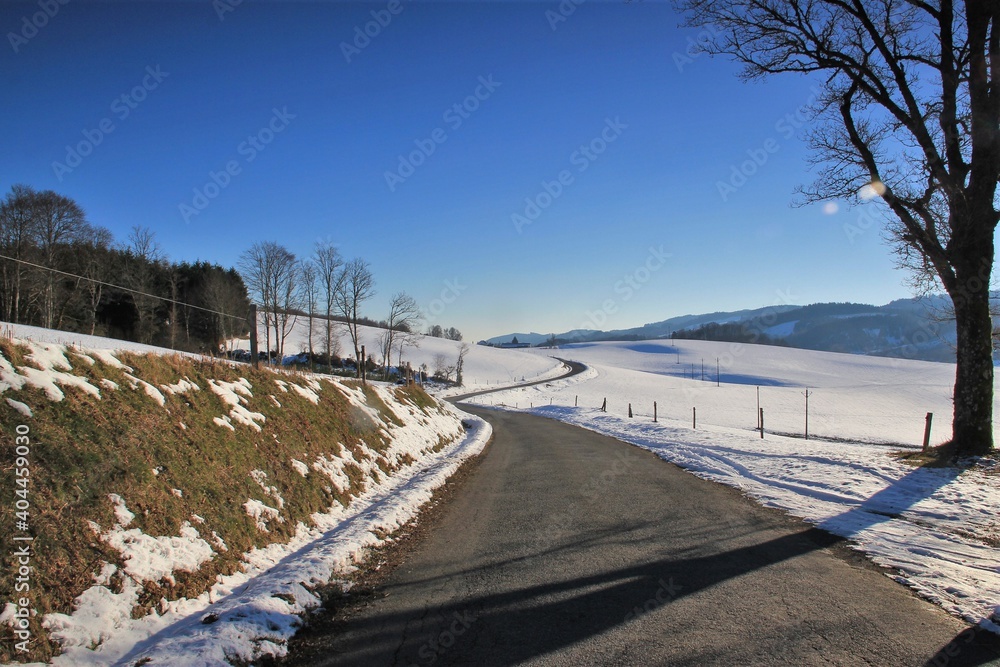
0;347;446;663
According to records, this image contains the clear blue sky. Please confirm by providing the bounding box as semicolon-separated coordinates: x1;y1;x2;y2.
1;0;914;342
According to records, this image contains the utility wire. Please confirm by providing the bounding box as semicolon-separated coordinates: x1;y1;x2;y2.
0;252;250;322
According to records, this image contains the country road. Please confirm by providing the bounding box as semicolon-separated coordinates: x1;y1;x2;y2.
279;389;1000;666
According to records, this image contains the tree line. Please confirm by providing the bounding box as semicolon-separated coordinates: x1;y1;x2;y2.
238;240;463;378
0;185;468;378
0;185;250;352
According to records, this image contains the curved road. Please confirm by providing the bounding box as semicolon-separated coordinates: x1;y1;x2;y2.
282;364;999;666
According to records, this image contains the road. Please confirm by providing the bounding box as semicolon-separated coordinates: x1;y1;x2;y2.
281;395;1000;666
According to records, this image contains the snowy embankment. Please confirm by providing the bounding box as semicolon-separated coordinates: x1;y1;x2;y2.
0;322;494;666
467;339;1000;632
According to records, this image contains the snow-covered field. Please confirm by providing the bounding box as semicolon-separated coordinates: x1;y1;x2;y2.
466;339;1000;631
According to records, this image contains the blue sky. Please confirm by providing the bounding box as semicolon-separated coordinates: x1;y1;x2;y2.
2;0;913;342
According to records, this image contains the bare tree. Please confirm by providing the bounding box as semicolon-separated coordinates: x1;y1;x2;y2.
676;0;1000;455
379;292;420;377
31;190;88;329
432;352;454;382
299;259;318;368
334;258;376;378
0;185;39;323
124;226;165;345
455;342;470;386
314;241;345;364
396;327;420;368
76;226;114;335
239;241;299;363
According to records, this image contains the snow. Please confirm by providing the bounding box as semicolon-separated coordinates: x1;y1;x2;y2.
5;397;32;417
764;320;797;337
207;378;265;432
160;377;200;396
243;499;283;532
6;320;999;663
465;338;1000;631
86;496;215;587
0;322;499;666
123;373;166;407
228;317;564;397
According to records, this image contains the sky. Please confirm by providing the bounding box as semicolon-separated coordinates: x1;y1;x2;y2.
1;0;917;342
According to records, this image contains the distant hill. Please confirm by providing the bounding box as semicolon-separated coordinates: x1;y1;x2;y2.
486;296;980;363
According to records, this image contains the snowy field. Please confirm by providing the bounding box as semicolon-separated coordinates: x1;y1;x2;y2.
465;339;1000;631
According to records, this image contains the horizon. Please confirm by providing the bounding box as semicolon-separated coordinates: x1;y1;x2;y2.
3;0;925;343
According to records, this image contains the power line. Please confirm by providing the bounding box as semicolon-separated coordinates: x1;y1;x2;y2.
0;252;250;322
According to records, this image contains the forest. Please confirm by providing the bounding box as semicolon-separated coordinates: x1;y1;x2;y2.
0;184;250;353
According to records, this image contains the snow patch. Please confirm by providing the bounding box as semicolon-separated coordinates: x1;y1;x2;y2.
5;397;32;417
244;499;283;532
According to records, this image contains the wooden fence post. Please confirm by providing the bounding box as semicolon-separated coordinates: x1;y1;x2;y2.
760;408;764;439
692;407;696;429
922;412;933;452
248;303;259;369
628;403;633;418
654;401;657;423
602;398;607;412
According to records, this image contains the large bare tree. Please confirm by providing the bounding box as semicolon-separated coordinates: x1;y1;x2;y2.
238;241;300;363
676;0;1000;456
30;190;88;329
334;257;376;378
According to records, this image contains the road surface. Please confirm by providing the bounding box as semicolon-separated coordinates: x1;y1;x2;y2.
281;400;999;666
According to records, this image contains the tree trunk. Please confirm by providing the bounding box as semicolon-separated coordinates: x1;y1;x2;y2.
949;248;995;456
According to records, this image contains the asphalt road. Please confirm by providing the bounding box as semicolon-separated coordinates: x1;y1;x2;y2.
281;402;1000;666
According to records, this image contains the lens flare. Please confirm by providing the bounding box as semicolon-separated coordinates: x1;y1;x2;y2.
858;180;887;200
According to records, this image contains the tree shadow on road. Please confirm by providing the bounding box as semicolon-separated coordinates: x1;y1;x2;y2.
283;453;1000;666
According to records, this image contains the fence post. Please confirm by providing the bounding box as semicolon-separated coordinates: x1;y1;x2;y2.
922;412;933;452
602;398;607;412
628;403;633;418
654;401;658;423
693;407;696;429
575;395;578;407
248;303;259;369
760;408;764;439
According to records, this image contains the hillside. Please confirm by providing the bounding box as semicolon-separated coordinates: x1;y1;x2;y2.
0;330;489;665
488;297;969;362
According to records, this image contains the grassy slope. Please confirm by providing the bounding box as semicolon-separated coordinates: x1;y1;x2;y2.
0;339;462;663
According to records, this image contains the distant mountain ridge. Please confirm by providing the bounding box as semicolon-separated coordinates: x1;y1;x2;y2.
484;296;977;363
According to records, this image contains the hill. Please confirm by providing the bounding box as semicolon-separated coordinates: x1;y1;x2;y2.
0;329;489;665
489;297;969;362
